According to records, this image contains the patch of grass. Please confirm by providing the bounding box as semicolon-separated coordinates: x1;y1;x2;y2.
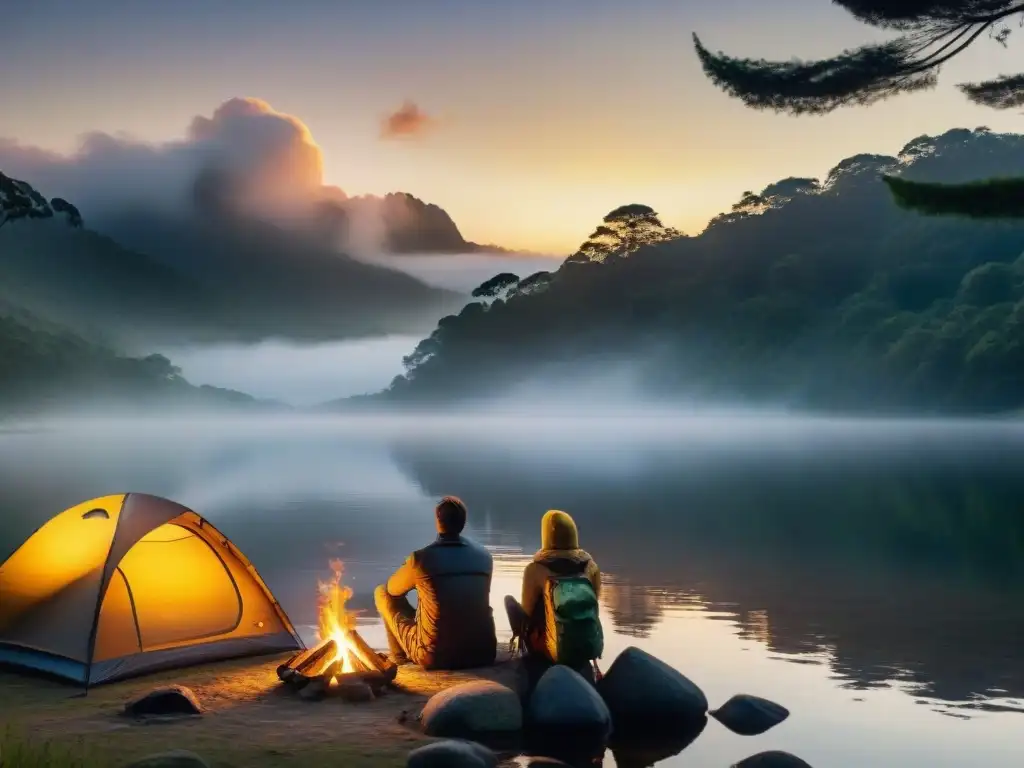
0;726;98;767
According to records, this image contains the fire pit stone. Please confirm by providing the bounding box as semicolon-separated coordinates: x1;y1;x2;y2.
336;678;374;703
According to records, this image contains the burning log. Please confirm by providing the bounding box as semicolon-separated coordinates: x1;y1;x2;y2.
277;637;338;685
347;629;399;682
278;629;398;701
276;645;319;682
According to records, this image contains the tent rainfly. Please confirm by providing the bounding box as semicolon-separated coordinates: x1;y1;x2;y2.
0;493;303;686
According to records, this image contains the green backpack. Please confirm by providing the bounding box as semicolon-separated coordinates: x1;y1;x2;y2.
542;574;604;667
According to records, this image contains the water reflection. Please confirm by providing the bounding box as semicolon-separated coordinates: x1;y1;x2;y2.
389;427;1024;714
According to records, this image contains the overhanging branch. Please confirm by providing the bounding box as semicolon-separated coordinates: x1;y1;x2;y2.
884;174;1024;218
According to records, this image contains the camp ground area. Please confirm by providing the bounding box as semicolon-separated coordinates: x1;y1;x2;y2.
0;493;517;767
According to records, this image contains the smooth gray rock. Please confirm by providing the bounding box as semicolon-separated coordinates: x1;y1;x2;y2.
596;646;707;733
732;750;813;768
711;693;790;735
122;750;210;768
406;739;498;768
527;665;612;757
420;679;523;738
122;686;203;717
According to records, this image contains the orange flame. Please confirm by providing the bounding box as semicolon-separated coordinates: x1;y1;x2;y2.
317;557;357;676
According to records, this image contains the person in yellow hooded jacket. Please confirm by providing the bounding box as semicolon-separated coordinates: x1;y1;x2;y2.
505;509;603;671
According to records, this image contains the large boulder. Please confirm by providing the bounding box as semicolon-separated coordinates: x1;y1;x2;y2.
122;686;203;718
596;646;706;735
406;740;498;768
527;665;612;762
122;750;210;768
711;694;790;735
733;751;813;768
420;680;522;738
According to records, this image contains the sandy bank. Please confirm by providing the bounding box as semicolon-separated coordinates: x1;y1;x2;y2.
1;650;520;767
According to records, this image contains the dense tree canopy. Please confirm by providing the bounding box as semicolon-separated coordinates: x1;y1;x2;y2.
378;129;1024;414
0;312;257;413
693;1;1024;217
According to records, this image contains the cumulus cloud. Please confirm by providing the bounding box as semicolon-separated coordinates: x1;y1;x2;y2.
0;97;330;221
379;101;435;141
0;97;502;259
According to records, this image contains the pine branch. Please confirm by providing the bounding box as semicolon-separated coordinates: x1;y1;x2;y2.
693;34;938;115
958;72;1024;107
694;1;1024;114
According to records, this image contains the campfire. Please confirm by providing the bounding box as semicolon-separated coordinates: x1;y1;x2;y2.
277;558;398;701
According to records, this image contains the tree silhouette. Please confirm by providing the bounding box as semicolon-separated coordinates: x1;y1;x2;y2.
471;272;520;300
693;1;1024;217
0;173;84;231
567;204;681;265
50;197;83;229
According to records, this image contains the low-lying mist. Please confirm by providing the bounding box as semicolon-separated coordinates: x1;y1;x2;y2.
361;251;562;292
163;335;422;406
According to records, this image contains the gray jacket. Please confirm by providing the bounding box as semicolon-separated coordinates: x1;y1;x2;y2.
387;534;497;669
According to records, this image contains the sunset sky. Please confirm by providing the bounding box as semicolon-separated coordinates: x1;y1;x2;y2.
3;0;1023;254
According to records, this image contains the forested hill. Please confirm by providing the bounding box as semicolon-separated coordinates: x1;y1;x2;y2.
375;128;1024;414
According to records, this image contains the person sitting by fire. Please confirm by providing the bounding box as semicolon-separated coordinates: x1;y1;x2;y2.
505;509;604;682
373;496;497;670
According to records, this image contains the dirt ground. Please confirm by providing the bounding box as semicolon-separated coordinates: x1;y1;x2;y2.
0;650;521;768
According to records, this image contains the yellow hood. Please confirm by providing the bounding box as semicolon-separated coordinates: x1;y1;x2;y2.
540;509;579;551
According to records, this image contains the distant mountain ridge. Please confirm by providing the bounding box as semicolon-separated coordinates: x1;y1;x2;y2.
341;191;516;255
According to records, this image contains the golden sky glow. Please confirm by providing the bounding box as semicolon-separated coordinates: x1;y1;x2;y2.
2;1;1023;254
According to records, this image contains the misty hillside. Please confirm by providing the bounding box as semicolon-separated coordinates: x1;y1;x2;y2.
0;311;263;415
0;171;465;349
376;128;1024;414
98;207;465;343
0;215;212;348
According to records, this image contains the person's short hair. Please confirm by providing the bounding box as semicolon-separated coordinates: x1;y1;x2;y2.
435;496;467;535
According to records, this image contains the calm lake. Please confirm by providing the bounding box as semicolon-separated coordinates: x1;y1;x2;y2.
2;413;1024;767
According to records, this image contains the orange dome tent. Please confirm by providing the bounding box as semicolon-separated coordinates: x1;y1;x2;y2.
0;493;303;686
